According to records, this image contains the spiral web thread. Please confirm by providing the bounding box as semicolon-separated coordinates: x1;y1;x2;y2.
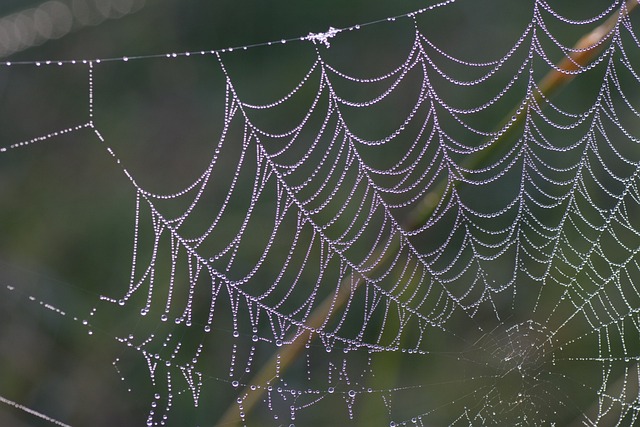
3;0;640;426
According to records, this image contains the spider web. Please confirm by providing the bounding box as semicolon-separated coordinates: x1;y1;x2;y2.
1;0;640;426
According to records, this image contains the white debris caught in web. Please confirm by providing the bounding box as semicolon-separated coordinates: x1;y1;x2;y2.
305;26;341;47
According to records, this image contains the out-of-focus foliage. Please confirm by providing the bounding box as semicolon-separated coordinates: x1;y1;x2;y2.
0;1;636;426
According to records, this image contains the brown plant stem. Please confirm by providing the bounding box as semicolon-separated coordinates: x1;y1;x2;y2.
215;2;638;425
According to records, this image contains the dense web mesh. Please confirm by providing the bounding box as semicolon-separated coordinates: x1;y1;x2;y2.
2;0;640;426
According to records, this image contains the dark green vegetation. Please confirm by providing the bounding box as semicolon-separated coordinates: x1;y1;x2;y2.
1;1;640;426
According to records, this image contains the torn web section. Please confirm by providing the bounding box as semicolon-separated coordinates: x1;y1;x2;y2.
83;54;240;423
0;62;141;424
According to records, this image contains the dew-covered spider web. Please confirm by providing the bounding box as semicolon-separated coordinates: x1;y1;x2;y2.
2;0;640;425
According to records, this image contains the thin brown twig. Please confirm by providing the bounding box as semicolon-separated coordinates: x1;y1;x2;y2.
215;2;638;425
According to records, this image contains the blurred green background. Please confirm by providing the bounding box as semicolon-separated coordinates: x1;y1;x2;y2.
0;1;639;426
